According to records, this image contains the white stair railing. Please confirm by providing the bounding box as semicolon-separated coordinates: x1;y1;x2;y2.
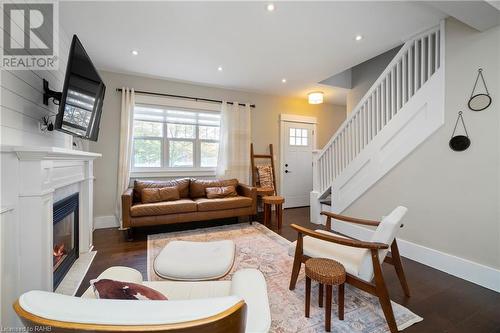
314;24;443;199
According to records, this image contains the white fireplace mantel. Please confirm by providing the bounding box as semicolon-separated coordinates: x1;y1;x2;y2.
0;145;101;327
2;146;101;161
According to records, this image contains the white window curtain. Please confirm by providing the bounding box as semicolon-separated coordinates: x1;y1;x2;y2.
216;101;251;184
115;87;135;229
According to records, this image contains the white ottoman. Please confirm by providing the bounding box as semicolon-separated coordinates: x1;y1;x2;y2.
154;240;235;281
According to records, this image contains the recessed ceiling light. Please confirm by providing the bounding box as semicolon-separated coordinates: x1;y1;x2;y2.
131;50;139;56
266;3;275;12
217;66;223;71
281;78;287;83
355;35;363;41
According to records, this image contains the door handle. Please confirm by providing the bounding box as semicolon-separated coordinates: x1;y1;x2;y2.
285;170;291;173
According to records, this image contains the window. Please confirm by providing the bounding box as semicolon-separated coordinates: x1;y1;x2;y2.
289;128;308;146
132;104;220;172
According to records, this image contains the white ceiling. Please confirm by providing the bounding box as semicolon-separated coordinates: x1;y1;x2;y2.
60;1;446;105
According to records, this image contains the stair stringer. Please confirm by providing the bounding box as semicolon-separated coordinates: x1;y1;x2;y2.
330;67;445;215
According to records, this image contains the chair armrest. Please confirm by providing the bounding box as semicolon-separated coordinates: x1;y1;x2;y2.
321;211;380;230
237;183;257;213
230;269;271;333
121;188;134;228
291;224;388;250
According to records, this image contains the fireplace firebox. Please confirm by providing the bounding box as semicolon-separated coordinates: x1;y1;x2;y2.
53;192;79;290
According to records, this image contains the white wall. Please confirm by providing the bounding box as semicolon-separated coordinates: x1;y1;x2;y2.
343;19;500;273
346;46;401;114
90;70;346;221
0;1;73;325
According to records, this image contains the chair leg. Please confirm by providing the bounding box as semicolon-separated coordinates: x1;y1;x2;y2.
277;204;283;229
391;240;410;297
263;204;269;227
305;276;311;318
289;254;302;290
319;283;324;307
373;257;399;333
325;284;332;332
338;283;344;320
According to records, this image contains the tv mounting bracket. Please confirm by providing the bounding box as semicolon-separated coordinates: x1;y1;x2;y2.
43;79;62;105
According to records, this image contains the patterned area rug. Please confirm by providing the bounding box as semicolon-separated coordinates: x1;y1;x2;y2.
147;223;422;332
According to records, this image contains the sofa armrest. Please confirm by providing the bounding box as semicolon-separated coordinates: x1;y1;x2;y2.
237;183;257;214
230;269;271;333
121;188;134;228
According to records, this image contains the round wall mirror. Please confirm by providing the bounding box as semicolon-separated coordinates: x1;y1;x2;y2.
468;93;491;111
468;69;491;112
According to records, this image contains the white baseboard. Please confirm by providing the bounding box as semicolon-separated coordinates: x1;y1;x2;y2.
330;220;500;293
93;215;119;230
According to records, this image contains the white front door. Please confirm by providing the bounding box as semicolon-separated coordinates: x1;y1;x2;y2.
281;121;315;208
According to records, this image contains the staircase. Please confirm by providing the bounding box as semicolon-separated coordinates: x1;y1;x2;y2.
311;23;445;223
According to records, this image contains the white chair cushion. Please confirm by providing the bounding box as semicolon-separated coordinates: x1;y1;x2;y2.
288;231;372;281
371;206;408;261
143;280;232;300
20;290;242;325
154;240;235;281
230;269;271;333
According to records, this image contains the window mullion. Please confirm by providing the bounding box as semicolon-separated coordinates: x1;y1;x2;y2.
163;122;169;168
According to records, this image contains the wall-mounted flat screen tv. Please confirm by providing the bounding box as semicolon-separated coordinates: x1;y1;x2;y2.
54;35;105;141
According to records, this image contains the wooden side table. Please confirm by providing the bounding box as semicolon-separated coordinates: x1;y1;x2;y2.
262;195;284;229
305;258;346;332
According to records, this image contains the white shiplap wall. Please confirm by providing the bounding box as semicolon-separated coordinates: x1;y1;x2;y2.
0;0;72;147
0;0;73;327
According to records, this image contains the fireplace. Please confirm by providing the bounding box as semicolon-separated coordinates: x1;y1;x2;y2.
53;192;79;290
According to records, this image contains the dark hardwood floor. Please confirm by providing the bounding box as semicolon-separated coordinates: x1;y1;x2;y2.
77;207;500;333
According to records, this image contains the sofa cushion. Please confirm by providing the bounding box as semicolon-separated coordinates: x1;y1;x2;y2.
134;178;190;202
195;196;252;212
190;178;239;198
130;199;197;217
159;187;181;201
142;188;162;204
206;186;238;199
141;187;180;204
91;279;168;300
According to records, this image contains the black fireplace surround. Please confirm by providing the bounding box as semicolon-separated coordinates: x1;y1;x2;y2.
53;192;79;290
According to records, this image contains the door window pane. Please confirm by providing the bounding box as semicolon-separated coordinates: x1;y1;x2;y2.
133;139;161;167
200;142;219;167
169;141;193;167
289;127;308;146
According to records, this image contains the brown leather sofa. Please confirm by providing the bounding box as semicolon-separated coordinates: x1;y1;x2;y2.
122;178;256;235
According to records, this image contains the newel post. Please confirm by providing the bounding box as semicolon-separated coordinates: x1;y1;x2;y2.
310;150;322;224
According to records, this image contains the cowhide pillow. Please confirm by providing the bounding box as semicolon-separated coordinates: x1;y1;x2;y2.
91;279;167;300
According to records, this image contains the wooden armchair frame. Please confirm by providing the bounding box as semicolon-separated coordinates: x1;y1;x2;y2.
289;211;410;333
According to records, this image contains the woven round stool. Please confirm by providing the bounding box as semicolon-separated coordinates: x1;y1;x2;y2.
262;195;285;229
305;258;346;332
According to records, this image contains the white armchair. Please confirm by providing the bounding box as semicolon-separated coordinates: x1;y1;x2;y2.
288;206;410;333
15;267;271;333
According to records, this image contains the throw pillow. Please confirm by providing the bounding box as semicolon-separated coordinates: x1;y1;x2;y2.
206;185;238;199
159;186;180;201
256;164;274;189
141;188;161;204
91;279;168;300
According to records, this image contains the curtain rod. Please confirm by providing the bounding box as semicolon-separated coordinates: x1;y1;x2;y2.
115;88;255;108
